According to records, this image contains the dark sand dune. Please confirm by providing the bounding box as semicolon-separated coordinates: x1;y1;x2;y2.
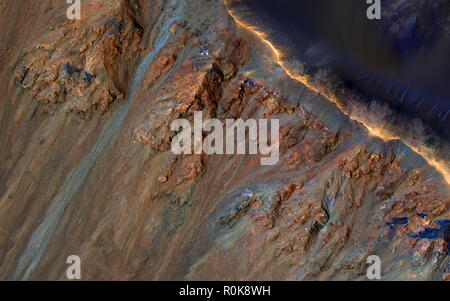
229;0;450;138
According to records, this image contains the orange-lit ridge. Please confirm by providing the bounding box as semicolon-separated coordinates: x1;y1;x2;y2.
226;7;450;185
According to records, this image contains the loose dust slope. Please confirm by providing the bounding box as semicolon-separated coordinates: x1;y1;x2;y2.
0;0;448;280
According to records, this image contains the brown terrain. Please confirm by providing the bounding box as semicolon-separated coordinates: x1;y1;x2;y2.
0;0;448;280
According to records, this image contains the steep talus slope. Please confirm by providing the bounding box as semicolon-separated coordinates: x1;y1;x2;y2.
0;0;448;280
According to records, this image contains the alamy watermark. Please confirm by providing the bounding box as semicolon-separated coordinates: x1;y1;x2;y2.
66;0;81;20
171;111;279;166
366;255;381;280
66;255;81;280
366;0;381;20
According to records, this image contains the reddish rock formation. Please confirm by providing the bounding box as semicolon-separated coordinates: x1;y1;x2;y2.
0;0;448;280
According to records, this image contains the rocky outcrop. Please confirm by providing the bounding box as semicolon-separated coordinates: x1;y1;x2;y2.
9;0;146;118
0;0;448;280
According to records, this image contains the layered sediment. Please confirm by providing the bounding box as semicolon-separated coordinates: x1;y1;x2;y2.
0;0;448;280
